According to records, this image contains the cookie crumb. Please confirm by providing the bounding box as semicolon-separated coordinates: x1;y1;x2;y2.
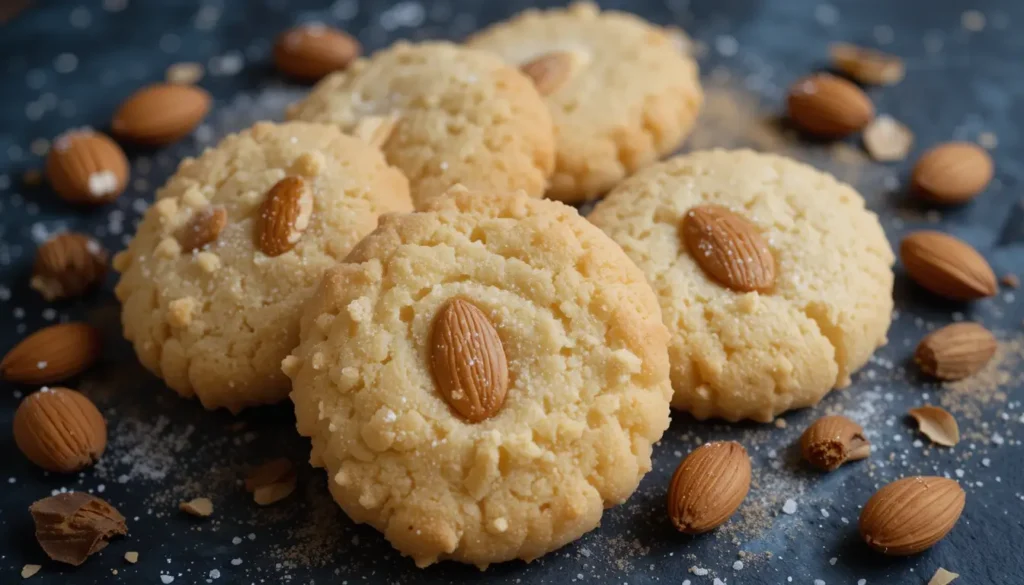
928;567;959;585
1001;273;1018;289
124;551;138;563
179;497;214;517
166;62;204;85
863;115;913;162
21;565;41;579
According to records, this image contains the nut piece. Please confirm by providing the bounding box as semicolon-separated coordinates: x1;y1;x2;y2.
800;415;870;471
859;476;965;556
244;458;294;492
1;322;103;385
253;478;298;506
908;406;960;447
30;492;127;566
667;441;751;534
520;51;582;96
787;73;875;138
353;114;399;149
830;43;905;86
274;24;361;82
912;142;994;205
900;231;997;301
112;83;212;146
46;130;129;205
21;564;42;578
179;497;214;517
430;299;509;423
31;233;109;301
682;204;776;293
928;568;959;585
13;387;107;473
165;62;204;85
863;115;914;162
255;177;314;257
177;206;227;252
124;551;139;564
915;322;997;380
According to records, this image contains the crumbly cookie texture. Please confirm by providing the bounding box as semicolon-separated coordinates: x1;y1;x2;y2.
468;2;703;203
286;41;555;208
285;188;671;568
589;150;894;423
114;122;411;412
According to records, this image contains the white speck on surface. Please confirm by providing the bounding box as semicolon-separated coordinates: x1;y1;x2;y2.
54;53;79;74
714;35;739;57
230;558;242;566
782;499;798;514
814;4;839;26
331;0;358;21
209;51;244;76
690;566;709;576
160;576;174;584
955;469;965;478
858;580;866;585
962;9;986;31
380;1;425;31
829;557;837;565
70;7;92;28
103;0;129;12
37;361;48;370
733;560;744;570
231;536;242;545
815;580;826;585
873;24;894;45
820;508;829;518
982;457;991;467
208;569;220;579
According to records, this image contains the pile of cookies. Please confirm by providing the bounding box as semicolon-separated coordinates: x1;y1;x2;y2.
4;1;983;573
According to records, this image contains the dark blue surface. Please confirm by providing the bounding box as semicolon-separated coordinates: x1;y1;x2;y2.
2;1;1024;584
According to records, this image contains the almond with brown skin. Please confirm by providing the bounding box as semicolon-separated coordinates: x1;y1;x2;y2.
31;233;109;301
682;204;775;293
13;387;107;473
859;476;965;555
177;206;227;252
900;231;997;301
274;24;361;82
46;129;129;205
800;415;870;471
830;43;905;86
787;73;875;138
430;299;509;423
667;441;751;534
915;321;996;380
520;51;581;96
112;83;212;146
255;177;314;257
30;492;127;565
1;323;102;384
912;142;994;205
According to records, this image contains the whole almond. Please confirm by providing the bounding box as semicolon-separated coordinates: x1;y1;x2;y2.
31;232;109;301
682;204;775;293
859;476;965;555
900;231;997;301
30;492;127;565
520;51;581;96
667;441;751;534
274;24;361;82
0;323;102;384
830;43;905;86
255;177;314;256
912;142;994;205
13;387;107;473
787;73;875;138
915;322;996;380
112;83;211;146
430;299;509;423
177;206;228;252
46;129;128;205
800;415;871;471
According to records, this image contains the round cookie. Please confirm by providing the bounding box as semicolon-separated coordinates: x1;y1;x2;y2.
284;188;671;568
286;41;555;209
589;150;894;423
468;2;704;203
114;122;411;413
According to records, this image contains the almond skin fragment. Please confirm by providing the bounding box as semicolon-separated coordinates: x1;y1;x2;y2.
112;83;211;146
429;299;509;423
667;441;751;534
859;476;965;556
31;232;109;301
255;177;314;257
30;492;127;566
800;415;870;471
899;231;997;301
520;51;578;96
13;387;107;473
787;73;875;138
1;322;103;385
46;130;129;205
908;406;960;447
177;206;228;253
912;142;994;205
915;322;996;380
682;204;775;293
274;24;361;82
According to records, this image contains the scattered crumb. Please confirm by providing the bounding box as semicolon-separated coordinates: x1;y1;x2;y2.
1001;273;1019;289
928;567;959;585
774;418;787;429
863;115;913;161
179;497;214;517
782;499;798;515
124;551;138;564
21;565;41;579
977;131;998;149
166;61;204;85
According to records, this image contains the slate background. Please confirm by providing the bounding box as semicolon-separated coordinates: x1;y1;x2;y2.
1;0;1023;584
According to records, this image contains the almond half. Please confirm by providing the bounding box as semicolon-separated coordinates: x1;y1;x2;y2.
520;51;585;96
859;476;965;555
900;231;997;301
1;322;102;384
177;206;228;253
912;142;994;205
800;415;870;471
908;406;960;447
787;73;875;138
682;204;775;293
30;492;127;566
915;321;996;380
667;441;751;534
430;299;509;423
255;177;314;257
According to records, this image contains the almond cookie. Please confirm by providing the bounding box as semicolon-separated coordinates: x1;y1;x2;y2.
284;188;671;567
114;122;411;412
286;41;555;208
589;150;894;422
468;2;703;203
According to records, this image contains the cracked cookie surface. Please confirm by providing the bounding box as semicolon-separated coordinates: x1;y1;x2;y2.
589;149;894;422
114;121;411;412
468;2;703;203
286;41;555;208
284;188;671;568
